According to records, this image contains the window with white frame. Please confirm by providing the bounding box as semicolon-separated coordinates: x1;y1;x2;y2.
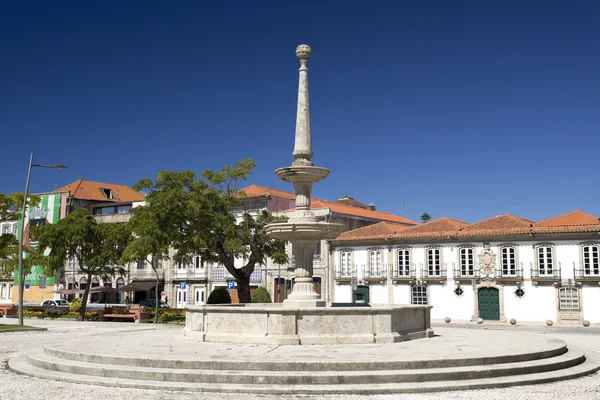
2;225;10;235
459;247;474;276
397;248;411;276
500;246;517;275
536;245;554;275
411;284;428;305
194;256;202;269
426;248;441;276
368;249;383;276
1;283;6;299
12;223;17;235
582;244;600;275
340;251;352;276
137;258;146;270
153;257;163;270
8;283;13;299
558;287;580;311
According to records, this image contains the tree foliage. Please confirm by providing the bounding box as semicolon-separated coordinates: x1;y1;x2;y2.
33;208;131;320
420;212;432;223
207;286;232;304
132;158;288;303
251;286;272;303
0;192;40;277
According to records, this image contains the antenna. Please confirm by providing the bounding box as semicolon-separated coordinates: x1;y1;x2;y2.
402;201;407;216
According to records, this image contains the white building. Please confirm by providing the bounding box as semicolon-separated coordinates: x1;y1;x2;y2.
0;220;18;304
329;210;600;324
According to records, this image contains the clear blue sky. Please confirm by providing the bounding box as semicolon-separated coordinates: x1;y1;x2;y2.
2;1;599;224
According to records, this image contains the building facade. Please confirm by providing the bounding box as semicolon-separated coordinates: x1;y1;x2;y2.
329;210;600;324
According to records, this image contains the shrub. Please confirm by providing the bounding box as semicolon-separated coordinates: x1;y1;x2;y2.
70;298;82;313
251;286;272;303
207;286;232;304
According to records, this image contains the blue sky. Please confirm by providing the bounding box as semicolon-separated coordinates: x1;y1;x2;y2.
2;1;599;224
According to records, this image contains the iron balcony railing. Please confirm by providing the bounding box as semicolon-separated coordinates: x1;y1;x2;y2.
130;268;164;278
495;262;524;279
362;264;388;280
171;267;208;280
392;263;417;279
573;262;600;280
530;262;561;280
420;262;447;279
452;262;480;279
334;265;354;279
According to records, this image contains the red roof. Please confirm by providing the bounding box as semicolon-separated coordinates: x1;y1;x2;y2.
333;211;600;242
55;179;145;203
239;185;417;225
337;222;413;240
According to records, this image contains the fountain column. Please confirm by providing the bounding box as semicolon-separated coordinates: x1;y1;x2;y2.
265;45;345;308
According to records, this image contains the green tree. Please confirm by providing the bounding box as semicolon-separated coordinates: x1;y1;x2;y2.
207;286;232;304
251;286;272;303
33;208;131;320
133;159;288;304
0;192;40;277
420;212;432;223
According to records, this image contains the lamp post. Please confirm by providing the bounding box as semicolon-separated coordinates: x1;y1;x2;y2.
18;152;67;325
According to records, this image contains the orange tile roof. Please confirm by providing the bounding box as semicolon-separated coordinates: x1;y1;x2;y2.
337;222;413;240
311;199;417;225
55;179;145;203
535;210;600;227
462;214;534;232
239;184;296;200
333;211;600;242
239;185;417;225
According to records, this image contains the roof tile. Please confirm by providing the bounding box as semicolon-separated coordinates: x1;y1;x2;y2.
55;179;145;203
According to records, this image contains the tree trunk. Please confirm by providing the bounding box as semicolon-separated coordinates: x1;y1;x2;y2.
154;269;159;323
236;270;252;303
79;272;93;321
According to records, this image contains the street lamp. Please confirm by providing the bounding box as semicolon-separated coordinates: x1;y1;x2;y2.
18;152;67;325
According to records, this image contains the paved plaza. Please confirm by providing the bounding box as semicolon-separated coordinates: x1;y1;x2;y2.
1;319;600;400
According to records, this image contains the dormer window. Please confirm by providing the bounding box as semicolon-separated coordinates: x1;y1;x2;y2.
100;188;118;200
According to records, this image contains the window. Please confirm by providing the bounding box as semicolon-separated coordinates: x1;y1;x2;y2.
2;225;10;235
194;256;202;269
8;283;12;299
153;257;163;270
194;288;205;305
397;248;411;276
501;246;517;275
454;286;464;297
340;251;352;276
459;247;474;276
12;224;18;235
515;288;525;298
536;245;553;275
314;241;321;258
368;249;383;276
411;285;428;305
0;283;6;299
582;244;600;275
137;258;146;270
558;287;580;311
426;248;441;276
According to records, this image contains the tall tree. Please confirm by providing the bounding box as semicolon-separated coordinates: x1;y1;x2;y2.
133;159;288;303
420;212;432;223
0;192;40;277
34;208;131;320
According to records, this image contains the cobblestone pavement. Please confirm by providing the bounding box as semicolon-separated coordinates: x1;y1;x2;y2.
1;319;600;400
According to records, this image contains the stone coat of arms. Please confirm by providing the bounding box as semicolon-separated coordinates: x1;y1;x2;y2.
478;243;497;286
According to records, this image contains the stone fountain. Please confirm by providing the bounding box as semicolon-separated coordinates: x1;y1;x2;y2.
184;45;433;345
263;44;345;308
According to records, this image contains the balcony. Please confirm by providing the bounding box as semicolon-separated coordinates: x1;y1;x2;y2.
496;262;524;283
210;267;262;283
530;262;561;284
452;262;480;281
573;262;600;283
130;268;164;279
420;263;447;283
391;264;417;281
334;265;354;281
363;264;387;282
171;267;208;281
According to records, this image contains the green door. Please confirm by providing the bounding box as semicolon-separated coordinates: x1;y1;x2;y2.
478;287;500;320
353;285;370;304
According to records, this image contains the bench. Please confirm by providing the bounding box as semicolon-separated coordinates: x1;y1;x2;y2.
102;306;149;323
0;304;17;318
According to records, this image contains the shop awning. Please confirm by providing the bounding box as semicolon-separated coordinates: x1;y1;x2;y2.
120;281;156;292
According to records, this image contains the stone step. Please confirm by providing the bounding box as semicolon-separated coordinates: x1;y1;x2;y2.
8;352;600;394
42;340;568;371
16;346;588;385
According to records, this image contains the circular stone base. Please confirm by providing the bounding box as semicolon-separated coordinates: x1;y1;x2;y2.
10;327;599;394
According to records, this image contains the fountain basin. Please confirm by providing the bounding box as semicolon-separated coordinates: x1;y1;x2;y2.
265;221;344;241
275;166;331;183
184;303;433;345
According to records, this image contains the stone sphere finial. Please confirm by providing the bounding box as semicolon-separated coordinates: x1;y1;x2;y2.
296;44;312;61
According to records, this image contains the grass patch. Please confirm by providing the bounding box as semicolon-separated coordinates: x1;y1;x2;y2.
0;324;46;332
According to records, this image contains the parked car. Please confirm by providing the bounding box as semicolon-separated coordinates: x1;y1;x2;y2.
40;299;70;308
139;299;169;308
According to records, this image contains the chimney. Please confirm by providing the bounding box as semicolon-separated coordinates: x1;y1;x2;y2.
368;203;376;211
